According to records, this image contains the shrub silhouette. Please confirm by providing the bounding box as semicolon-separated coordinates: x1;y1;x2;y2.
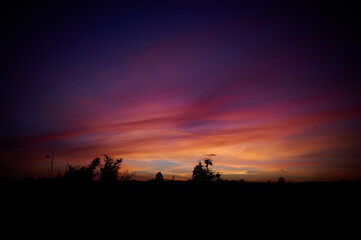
120;169;136;181
64;158;100;182
100;154;122;182
192;158;221;181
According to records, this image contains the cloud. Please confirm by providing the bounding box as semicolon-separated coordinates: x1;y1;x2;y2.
203;153;217;157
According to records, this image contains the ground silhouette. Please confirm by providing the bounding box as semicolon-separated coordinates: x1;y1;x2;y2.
2;177;360;222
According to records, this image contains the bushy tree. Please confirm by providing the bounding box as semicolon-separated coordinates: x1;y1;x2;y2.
192;158;221;181
100;154;122;182
192;162;207;181
155;171;164;181
278;177;286;184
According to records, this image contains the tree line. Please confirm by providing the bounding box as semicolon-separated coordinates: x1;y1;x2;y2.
56;155;222;182
56;155;289;183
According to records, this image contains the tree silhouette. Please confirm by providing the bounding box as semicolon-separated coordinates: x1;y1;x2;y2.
100;154;122;182
215;172;222;181
192;158;221;181
155;171;164;181
192;161;206;181
278;177;286;184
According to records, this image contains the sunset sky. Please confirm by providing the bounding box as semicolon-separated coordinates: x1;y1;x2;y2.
1;1;361;181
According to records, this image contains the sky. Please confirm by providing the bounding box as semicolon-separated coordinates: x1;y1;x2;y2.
1;0;361;181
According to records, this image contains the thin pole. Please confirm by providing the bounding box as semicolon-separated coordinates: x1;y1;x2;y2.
50;147;54;179
47;164;51;178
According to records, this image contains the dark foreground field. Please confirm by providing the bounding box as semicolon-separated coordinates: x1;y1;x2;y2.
1;179;360;222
